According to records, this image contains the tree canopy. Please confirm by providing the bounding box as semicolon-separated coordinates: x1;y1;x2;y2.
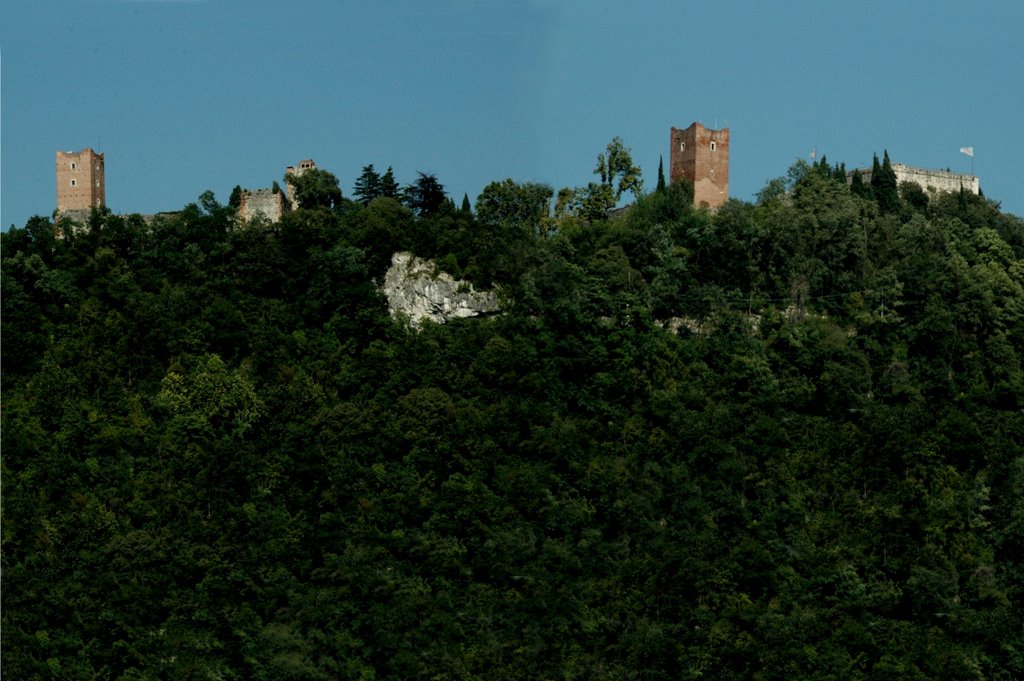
3;154;1022;679
558;136;645;221
286;167;343;209
403;171;447;218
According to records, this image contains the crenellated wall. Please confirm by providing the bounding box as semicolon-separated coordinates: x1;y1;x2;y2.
849;163;979;196
56;148;105;213
670;122;730;209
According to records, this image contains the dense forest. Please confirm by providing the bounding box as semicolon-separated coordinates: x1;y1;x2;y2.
3;150;1023;679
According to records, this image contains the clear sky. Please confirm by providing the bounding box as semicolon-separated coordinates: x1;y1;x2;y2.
3;0;1023;229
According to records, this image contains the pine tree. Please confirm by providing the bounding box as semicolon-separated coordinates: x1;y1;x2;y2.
380;166;400;199
353;164;382;206
404;172;446;218
461;193;472;214
656;155;666;193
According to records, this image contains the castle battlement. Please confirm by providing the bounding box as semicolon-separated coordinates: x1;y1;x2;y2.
56;147;105;214
849;163;979;196
670;122;730;209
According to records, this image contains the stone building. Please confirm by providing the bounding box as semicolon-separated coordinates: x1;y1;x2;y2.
56;147;105;214
285;158;317;208
670;122;729;209
238;187;288;223
848;163;979;197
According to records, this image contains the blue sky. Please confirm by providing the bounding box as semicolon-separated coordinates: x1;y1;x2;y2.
3;0;1022;229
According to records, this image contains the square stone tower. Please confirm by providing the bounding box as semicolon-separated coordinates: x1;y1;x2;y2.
670;123;729;209
56;147;105;213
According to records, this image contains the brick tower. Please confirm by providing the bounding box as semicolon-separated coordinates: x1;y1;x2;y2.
56;147;105;213
670;122;729;209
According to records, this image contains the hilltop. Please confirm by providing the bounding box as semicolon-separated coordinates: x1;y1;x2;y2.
3;154;1023;679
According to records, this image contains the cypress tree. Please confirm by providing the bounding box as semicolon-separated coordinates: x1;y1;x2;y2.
834;162;847;185
875;150;900;214
817;155;830;178
656;155;666;193
870;153;882;191
850;170;871;199
461;193;472;214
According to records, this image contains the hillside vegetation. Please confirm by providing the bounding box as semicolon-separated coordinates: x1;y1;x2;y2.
3;157;1023;679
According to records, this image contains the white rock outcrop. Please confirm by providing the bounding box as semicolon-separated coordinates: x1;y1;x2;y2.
382;252;500;325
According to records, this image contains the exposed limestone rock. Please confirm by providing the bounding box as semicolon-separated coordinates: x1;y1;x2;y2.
382;252;500;325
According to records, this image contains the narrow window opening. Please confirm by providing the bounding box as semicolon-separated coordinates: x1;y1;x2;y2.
710;141;717;152
70;179;77;187
71;162;77;170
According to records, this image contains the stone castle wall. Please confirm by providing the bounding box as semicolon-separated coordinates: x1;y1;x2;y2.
238;188;287;223
850;163;979;196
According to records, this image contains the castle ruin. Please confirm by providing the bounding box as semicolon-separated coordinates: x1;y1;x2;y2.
238;187;289;223
237;158;318;223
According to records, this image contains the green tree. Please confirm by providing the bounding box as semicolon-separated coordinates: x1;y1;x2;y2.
553;137;644;222
286;167;343;209
873;150;900;214
475;179;553;237
594;135;644;203
380;166;401;199
900;180;929;213
656;155;666;193
404;172;447;218
352;164;383;205
850;169;872;199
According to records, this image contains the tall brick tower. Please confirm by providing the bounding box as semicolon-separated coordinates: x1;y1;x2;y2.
56;147;105;213
670;122;729;209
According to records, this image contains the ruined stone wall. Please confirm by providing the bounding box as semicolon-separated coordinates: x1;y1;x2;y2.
56;148;105;212
669;123;729;209
238;188;287;223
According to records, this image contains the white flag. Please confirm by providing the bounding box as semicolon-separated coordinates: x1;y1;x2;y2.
960;146;974;157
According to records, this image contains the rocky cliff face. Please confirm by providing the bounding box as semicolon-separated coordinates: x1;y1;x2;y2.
382;252;500;325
